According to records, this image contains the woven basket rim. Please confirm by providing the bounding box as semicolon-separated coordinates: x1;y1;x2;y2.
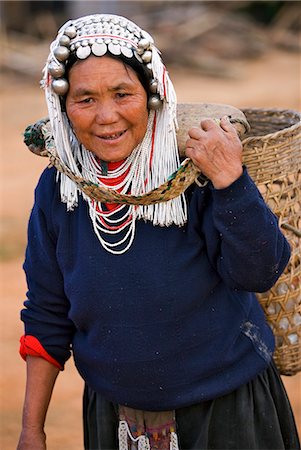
241;107;301;144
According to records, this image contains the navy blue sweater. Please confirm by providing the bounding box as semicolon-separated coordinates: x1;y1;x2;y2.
21;167;290;411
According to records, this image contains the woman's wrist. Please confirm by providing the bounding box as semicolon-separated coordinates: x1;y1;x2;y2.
211;166;243;190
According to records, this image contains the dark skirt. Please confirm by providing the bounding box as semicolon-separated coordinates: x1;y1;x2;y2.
83;361;300;450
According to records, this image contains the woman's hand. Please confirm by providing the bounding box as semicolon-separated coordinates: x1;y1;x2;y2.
185;116;243;189
17;427;46;450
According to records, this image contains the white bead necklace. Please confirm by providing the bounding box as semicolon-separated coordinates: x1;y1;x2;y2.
78;112;155;255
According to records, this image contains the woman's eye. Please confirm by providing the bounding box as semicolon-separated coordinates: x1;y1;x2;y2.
80;98;93;104
117;92;128;99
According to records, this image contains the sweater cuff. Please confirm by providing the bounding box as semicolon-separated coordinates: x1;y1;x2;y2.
19;335;63;370
210;166;259;206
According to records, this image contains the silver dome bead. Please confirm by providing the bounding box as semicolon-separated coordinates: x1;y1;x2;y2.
48;61;65;78
64;25;77;39
54;46;70;62
150;80;158;94
52;78;69;95
142;50;152;63
138;38;150;50
148;95;162;110
141;30;154;44
59;35;71;47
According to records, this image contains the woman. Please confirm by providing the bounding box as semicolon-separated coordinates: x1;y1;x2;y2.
17;13;300;450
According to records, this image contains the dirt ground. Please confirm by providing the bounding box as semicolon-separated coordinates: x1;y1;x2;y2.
1;49;300;449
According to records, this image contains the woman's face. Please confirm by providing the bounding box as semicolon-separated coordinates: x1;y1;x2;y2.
66;55;149;162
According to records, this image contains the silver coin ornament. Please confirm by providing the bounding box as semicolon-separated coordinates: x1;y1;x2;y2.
76;45;91;59
52;78;69;95
121;46;133;58
108;42;121;56
148;95;162;110
91;42;107;57
54;46;70;62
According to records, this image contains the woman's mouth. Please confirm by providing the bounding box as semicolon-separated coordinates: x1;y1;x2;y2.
98;130;126;141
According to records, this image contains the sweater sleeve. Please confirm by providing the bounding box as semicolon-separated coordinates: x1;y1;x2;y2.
202;168;291;293
20;171;76;368
19;334;62;370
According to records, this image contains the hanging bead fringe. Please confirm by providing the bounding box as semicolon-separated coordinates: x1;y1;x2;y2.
170;431;180;450
118;421;151;450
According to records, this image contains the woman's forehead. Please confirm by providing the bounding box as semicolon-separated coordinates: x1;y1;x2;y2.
69;56;139;81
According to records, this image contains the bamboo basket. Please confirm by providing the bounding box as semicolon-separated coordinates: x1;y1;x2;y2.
241;108;301;376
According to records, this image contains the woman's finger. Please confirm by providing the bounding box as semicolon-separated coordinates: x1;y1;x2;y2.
200;118;220;132
220;116;237;134
188;126;203;139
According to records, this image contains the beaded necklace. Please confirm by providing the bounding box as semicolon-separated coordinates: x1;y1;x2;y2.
74;111;185;254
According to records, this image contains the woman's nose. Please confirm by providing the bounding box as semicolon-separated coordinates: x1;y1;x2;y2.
95;100;119;124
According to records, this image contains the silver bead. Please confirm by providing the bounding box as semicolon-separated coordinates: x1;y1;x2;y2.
150;80;158;94
54;45;70;62
64;25;77;39
52;78;69;95
142;50;152;63
48;61;65;78
138;38;150;50
59;35;71;47
141;30;154;44
148;95;162;110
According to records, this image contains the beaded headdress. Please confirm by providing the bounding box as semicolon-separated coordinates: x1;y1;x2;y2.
43;14;187;254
